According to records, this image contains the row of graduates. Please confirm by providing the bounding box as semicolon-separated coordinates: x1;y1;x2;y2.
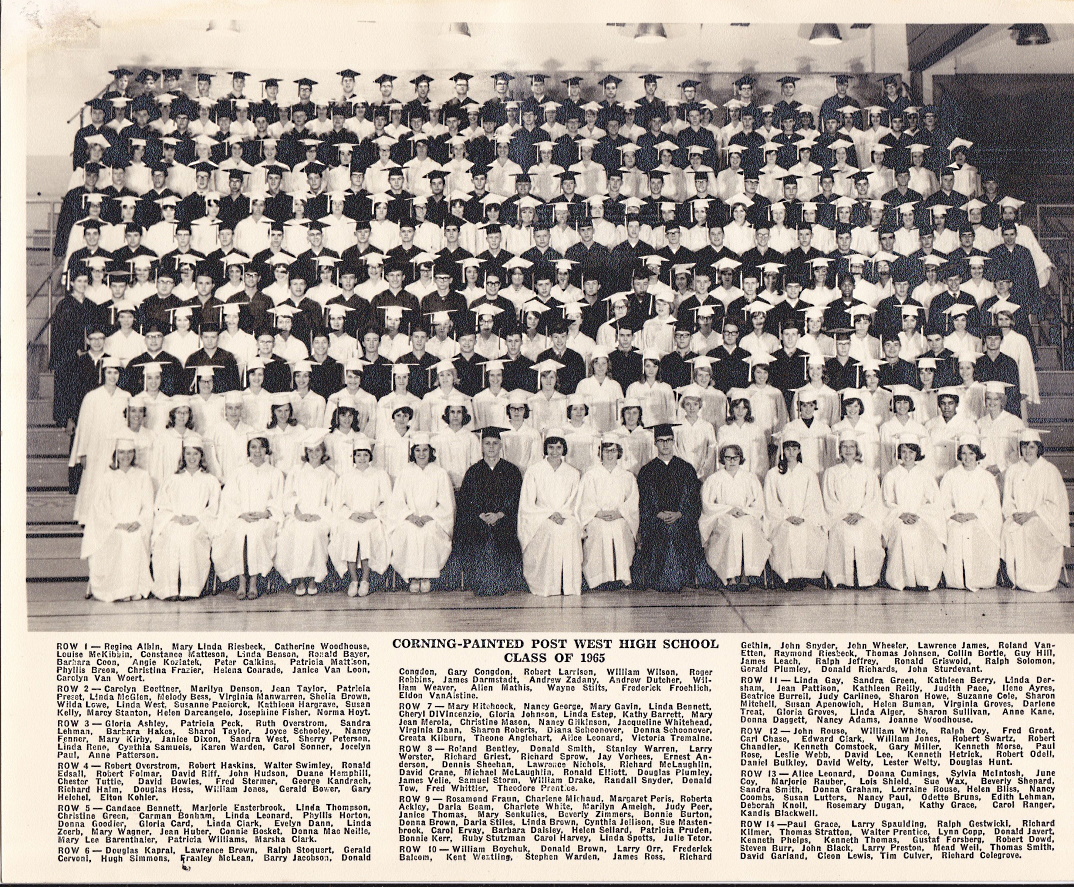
81;417;1069;605
50;266;1038;437
71;66;967;210
55;140;1013;265
68;342;1041;528
54;180;1051;350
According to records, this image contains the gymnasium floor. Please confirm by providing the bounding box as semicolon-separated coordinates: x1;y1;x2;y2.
26;581;1074;633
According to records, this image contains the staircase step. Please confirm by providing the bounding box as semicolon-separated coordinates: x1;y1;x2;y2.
26;399;53;425
30;371;55;401
26;556;87;581
1035;346;1060;371
28;426;71;457
26;491;77;524
28;457;71;488
1050;452;1074;477
28;535;83;560
1037;371;1074;397
1034;426;1074;449
1029;394;1074;420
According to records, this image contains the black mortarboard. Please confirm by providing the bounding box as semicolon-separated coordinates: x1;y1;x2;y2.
648;422;680;438
295;77;318;88
338;69;360;79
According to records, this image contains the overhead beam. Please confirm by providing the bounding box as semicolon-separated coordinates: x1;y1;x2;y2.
907;23;989;71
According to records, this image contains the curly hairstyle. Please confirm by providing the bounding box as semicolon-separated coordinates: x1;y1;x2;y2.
246;435;272;456
442;404;472;426
267;402;297;428
166;405;194;430
544;436;569;456
719;443;744;465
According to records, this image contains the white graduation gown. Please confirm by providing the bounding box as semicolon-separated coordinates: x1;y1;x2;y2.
274;462;336;582
433;426;482;490
151;469;221;598
762;463;827;582
70;385;131;524
822;461;887;587
208;420;254;483
564;421;601;476
780;418;834;476
1002;458;1070;593
675;417;717;480
211;460;285;581
577;463;639;588
977;411;1025;479
717;421;769;480
576;376;625;433
80;465;155;601
938;464;1002;591
500;424;543;474
387;462;455;580
329;465;393;575
745;384;787;446
268;423;308;476
374;427;413;483
700;468;771;581
518;459;583;596
881;463;947;590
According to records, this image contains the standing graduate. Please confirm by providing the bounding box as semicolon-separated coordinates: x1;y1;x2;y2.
80;435;155;602
762;439;827;587
387;433;456;593
329;435;393;598
151;433;221;599
938;435;1002;592
881;438;947;591
452;426;527;596
577;435;640;590
631;423;712;591
822;432;887;588
518;429;583;597
212;433;284;600
1001;430;1071;593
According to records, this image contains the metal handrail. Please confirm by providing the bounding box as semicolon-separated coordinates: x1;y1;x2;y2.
26;199;64;355
66;82;111;128
1037;204;1074;369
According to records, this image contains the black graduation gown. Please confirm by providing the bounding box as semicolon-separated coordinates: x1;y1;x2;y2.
122;350;185;395
49;295;93;373
55;352;107;426
453;457;527;595
608;348;644;392
631;456;713;592
500;355;536;394
974;352;1022;416
184;347;241;393
308;356;344;399
535;346;586;395
769;347;811;409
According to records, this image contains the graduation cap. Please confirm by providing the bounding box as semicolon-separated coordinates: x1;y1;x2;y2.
373;74;397;85
598;74;623;87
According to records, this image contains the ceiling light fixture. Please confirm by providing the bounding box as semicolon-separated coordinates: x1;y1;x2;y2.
809;23;843;46
634;23;668;43
1010;24;1050;46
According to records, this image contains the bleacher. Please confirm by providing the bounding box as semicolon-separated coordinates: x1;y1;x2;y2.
23;66;1074;598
